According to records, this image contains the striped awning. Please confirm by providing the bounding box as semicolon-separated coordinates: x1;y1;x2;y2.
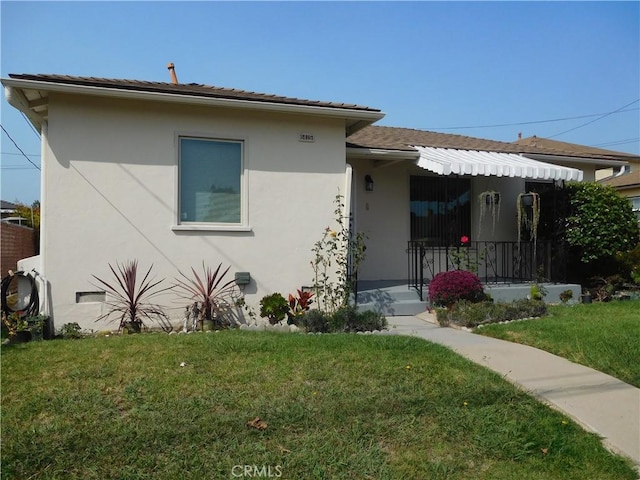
415;146;583;181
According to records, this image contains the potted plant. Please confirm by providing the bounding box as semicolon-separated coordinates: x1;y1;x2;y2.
478;191;501;236
517;192;541;246
92;260;172;334
174;262;238;331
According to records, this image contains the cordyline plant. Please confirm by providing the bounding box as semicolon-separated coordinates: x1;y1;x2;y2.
311;194;366;314
93;260;172;333
174;262;238;330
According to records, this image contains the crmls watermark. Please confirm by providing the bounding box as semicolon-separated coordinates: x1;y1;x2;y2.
231;465;283;478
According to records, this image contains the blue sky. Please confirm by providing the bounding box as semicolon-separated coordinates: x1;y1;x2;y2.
2;1;639;205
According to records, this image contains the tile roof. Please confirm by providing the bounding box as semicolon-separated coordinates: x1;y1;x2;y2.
1;200;20;210
347;126;520;153
514;136;640;162
347;126;640;162
599;170;640;189
8;73;381;113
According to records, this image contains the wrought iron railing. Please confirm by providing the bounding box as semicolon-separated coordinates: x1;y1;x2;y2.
407;240;564;301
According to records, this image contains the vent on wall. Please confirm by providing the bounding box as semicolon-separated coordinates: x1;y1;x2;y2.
76;291;106;303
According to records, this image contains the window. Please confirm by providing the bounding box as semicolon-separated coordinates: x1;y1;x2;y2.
410;176;471;245
178;137;244;227
630;196;640;222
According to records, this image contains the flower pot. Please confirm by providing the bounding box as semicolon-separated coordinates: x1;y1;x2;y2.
520;194;535;207
201;318;215;331
581;294;592;304
483;192;500;205
123;322;142;334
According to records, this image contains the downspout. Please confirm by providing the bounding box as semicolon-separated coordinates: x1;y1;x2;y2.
39;121;48;273
344;163;353;226
344;163;357;303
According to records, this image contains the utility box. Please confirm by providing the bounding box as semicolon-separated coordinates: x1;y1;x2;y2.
235;272;251;286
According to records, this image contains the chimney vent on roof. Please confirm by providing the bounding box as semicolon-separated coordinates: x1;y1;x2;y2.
167;63;178;84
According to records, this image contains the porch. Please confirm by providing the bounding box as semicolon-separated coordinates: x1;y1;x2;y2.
355;240;580;315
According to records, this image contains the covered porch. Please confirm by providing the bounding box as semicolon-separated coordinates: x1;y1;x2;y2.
347;141;586;314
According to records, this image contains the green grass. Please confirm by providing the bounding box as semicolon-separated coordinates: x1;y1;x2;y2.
2;331;636;479
477;300;640;388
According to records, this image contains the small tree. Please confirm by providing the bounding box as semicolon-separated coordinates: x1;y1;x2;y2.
14;201;40;254
565;183;639;263
564;182;639;284
311;194;366;314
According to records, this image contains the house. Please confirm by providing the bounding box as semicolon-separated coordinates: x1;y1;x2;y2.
599;170;640;222
1;200;19;219
3;72;638;329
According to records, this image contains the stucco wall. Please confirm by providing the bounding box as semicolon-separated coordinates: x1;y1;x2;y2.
43;94;347;330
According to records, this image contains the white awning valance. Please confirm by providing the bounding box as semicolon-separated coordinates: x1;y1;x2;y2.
415;146;583;181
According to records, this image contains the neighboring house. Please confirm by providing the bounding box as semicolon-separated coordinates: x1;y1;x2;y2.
514;135;640;182
599;170;640;222
1;200;19;219
3;73;638;328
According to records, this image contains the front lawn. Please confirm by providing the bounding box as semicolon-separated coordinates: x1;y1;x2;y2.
1;332;636;479
476;300;640;388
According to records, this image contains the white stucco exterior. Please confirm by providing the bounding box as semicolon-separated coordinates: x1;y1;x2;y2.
6;73;634;332
41;93;351;330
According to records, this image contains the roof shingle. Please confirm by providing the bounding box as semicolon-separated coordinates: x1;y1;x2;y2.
347;126;640;162
8;73;381;113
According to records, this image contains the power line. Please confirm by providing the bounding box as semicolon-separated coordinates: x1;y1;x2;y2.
592;137;640;148
2;152;41;157
421;107;639;130
548;99;640;139
20;112;41;139
0;124;41;171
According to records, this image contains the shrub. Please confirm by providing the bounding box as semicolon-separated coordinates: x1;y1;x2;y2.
331;305;387;333
259;293;290;325
559;289;574;304
300;309;331;333
428;270;485;308
565;182;639;263
616;243;640;285
436;299;548;328
299;307;387;333
287;289;314;325
59;322;83;339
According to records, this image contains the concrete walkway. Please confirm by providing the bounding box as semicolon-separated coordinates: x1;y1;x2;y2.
387;314;640;470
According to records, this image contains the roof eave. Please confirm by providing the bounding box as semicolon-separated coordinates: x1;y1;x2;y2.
346;146;419;160
1;77;385;129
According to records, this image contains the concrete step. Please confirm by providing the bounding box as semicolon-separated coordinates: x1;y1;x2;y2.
355;282;429;316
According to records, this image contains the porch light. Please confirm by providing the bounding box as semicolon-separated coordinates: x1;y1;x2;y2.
365;175;374;192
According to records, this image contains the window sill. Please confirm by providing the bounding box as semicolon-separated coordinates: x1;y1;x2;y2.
172;224;253;232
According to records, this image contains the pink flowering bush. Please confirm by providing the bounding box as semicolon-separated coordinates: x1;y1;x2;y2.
428;270;485;308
